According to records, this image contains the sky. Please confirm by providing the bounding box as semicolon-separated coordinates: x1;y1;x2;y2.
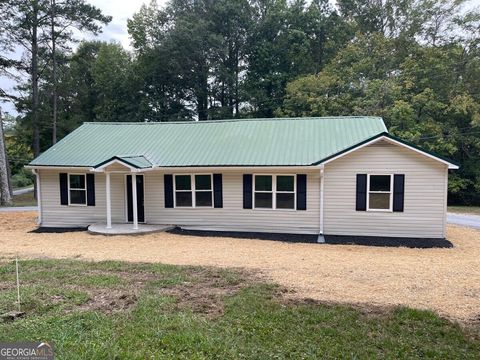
1;0;480;116
0;0;164;115
85;0;167;49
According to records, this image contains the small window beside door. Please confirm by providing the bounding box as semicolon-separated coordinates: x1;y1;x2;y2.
68;174;87;205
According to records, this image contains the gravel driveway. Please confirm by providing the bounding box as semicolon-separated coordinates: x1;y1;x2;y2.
1;212;480;323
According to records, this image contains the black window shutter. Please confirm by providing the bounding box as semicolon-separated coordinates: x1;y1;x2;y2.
164;174;174;208
296;174;307;210
393;174;405;212
213;174;223;208
243;174;252;209
356;174;367;211
86;174;95;206
59;173;68;205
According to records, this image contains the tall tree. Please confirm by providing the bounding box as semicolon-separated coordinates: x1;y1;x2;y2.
47;0;111;144
91;43;140;122
280;4;480;204
0;0;110;155
208;0;252;118
244;0;350;117
0;108;12;205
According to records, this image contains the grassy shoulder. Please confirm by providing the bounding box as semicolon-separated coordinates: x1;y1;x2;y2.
0;259;478;359
448;206;480;216
1;191;37;207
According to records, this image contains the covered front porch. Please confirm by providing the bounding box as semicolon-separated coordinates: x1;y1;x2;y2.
90;155;158;234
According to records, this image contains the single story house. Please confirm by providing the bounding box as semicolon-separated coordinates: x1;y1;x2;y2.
27;116;458;239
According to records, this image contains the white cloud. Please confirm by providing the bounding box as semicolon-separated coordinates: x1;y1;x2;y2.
85;0;168;48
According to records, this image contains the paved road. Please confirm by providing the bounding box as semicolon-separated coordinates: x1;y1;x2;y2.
13;187;34;195
447;213;480;229
0;206;38;212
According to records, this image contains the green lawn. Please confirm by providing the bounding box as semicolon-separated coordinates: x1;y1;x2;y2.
448;206;480;216
0;259;478;359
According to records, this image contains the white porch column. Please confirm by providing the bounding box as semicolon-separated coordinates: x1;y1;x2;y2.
106;172;112;229
132;173;139;230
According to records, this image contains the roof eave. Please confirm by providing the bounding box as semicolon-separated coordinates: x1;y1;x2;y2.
92;156;153;172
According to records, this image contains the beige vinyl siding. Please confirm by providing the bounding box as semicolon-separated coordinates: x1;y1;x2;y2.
39;168;320;234
38;169;125;227
323;141;448;238
145;169;320;234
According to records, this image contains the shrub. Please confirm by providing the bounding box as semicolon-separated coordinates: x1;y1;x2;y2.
11;168;34;188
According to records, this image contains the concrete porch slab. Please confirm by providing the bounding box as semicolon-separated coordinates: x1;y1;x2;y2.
88;223;173;236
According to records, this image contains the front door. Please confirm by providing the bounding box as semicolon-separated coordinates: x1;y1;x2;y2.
126;175;145;223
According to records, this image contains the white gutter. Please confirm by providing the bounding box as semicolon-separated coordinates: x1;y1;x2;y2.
151;165;316;171
27;165;316;172
25;165;92;171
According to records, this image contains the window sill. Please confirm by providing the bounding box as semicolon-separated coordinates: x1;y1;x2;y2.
252;207;298;212
173;206;215;209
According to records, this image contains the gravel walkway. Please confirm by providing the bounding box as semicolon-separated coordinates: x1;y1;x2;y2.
1;212;479;323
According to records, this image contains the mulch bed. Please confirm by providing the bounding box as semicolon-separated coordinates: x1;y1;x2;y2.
169;227;453;248
168;227;318;243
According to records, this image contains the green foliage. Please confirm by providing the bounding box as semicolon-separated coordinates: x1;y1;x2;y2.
0;259;479;359
91;43;140;122
11;168;34;188
280;10;480;204
5;130;33;175
3;0;480;204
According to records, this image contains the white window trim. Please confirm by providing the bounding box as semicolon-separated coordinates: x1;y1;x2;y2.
366;174;393;212
68;173;87;206
253;174;297;211
173;174;214;208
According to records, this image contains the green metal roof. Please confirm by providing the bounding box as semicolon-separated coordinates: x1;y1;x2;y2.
30;116;388;167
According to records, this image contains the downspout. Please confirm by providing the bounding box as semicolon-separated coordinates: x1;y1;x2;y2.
443;166;448;239
318;165;325;243
31;169;42;225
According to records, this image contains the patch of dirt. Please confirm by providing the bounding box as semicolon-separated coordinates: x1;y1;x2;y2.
74;290;138;313
60;268;251;315
159;273;249;317
0;282;13;291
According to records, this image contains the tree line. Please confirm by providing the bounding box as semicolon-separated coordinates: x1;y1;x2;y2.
0;0;479;204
